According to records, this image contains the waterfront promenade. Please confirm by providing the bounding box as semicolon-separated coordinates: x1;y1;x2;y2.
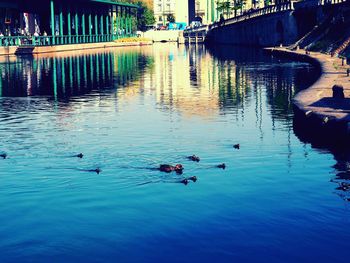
268;47;350;137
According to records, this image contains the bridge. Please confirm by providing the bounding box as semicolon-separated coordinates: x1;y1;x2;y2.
184;0;349;46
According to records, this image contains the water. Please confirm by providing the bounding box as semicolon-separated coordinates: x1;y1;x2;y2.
0;44;349;263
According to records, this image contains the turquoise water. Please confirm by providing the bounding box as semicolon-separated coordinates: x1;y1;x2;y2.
0;44;349;263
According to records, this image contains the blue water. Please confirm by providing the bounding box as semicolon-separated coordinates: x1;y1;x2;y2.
0;44;349;263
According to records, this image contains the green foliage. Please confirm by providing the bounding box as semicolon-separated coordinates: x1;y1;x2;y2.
135;1;156;31
216;0;232;18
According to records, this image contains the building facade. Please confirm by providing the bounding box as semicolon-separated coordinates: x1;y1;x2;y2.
0;0;138;46
153;0;285;27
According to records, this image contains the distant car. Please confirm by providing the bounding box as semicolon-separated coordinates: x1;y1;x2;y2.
159;25;167;30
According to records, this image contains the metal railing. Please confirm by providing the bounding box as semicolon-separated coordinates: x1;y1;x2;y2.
0;33;135;47
210;2;295;30
207;0;348;30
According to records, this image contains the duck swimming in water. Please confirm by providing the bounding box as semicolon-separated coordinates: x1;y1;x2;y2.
75;153;84;158
233;144;240;150
187;155;200;162
0;153;7;159
84;168;101;174
187;176;197;182
180;179;189;185
217;163;226;169
159;164;183;174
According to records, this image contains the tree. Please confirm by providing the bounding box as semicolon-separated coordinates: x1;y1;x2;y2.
135;1;156;31
216;0;232;19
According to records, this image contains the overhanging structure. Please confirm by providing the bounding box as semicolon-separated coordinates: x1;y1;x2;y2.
0;0;138;46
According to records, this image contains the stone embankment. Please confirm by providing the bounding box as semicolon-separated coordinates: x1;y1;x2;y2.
0;40;153;56
267;47;350;140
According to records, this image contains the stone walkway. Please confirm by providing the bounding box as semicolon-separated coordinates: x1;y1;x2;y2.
267;47;350;123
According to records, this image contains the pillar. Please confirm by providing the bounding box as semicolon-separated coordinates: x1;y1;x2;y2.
75;9;79;43
88;11;92;42
100;12;104;41
116;6;120;38
67;6;71;44
106;13;109;40
127;8;130;36
121;7;125;37
82;12;86;42
59;6;64;44
50;0;55;45
95;11;98;42
112;5;116;39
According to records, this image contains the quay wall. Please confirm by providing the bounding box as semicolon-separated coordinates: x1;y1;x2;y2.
205;2;349;47
267;48;350;142
207;11;298;46
0;41;153;56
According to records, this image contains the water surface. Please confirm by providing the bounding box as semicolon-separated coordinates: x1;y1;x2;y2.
0;44;349;263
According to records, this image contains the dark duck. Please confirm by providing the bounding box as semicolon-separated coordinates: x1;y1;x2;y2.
233;144;240;149
187;155;200;162
217;163;226;169
159;164;184;174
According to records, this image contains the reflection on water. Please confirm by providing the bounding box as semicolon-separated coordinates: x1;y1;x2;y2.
0;49;149;98
1;44;349;263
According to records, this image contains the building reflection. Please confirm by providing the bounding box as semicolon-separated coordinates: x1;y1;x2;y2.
0;47;149;99
0;44;315;125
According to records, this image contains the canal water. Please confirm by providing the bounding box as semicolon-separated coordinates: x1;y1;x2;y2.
0;44;349;263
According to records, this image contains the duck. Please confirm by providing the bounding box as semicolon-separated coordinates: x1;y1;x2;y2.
233;144;240;149
187;155;200;162
187;176;197;182
76;153;84;158
159;164;184;174
180;179;189;185
217;163;226;169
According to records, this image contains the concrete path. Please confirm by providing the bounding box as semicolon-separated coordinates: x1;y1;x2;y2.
267;47;350;123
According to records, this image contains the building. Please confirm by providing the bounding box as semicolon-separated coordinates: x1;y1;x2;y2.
152;0;285;27
0;0;138;47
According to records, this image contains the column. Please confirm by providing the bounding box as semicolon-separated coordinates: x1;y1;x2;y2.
106;12;110;36
111;5;116;39
121;7;125;37
126;8;130;36
82;11;86;43
116;6;120;38
75;9;79;43
100;12;104;41
88;11;92;43
129;8;133;36
67;6;71;44
95;11;98;42
50;0;55;45
59;6;64;44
